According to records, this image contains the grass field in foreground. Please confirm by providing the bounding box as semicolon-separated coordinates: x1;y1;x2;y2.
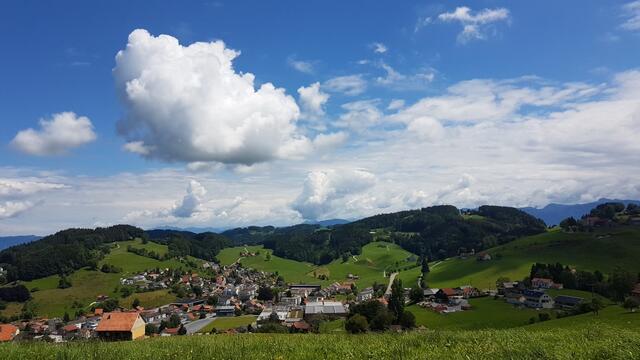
425;226;640;290
198;315;258;333
2;327;639;360
408;297;548;330
526;305;640;331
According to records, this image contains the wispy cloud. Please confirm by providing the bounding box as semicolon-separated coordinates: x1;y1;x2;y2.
437;6;510;43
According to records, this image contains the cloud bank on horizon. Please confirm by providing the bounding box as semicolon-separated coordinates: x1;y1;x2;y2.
2;2;640;235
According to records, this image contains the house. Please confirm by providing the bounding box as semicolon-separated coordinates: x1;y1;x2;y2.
95;312;146;341
215;306;236;317
304;301;347;317
436;288;459;300
289;284;321;292
280;296;302;306
0;324;19;342
459;286;481;298
423;288;439;299
523;290;554;309
531;278;563;289
554;295;584;309
357;288;375;302
476;252;492;261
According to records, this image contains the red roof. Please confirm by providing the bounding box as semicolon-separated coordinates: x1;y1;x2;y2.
163;327;179;335
441;288;456;296
63;324;79;332
96;312;141;332
94;308;104;316
0;324;19;342
292;321;310;330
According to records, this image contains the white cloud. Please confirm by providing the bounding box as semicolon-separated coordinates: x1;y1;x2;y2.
387;99;405;110
288;57;315;74
297;82;330;119
312;132;349;152
0;201;34;220
371;42;388;54
171;180;207;218
323;75;367;96
438;6;510;43
406;116;445;141
375;62;436;90
11;112;96;156
123;141;152;155
621;1;640;31
336;100;383;132
114;29;308;165
292;169;376;220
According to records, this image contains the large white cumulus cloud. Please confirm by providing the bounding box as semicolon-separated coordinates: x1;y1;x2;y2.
292;169;376;220
114;29;308;165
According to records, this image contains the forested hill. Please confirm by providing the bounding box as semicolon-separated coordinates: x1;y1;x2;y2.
260;205;547;265
145;230;231;261
0;225;143;281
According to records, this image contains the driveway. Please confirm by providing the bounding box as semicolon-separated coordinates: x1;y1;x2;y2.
183;316;216;334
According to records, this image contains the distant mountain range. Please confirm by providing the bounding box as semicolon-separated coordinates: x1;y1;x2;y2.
149;219;352;234
520;198;640;226
0;235;41;251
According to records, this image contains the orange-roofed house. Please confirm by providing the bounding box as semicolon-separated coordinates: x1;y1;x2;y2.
96;312;145;341
94;308;104;316
0;324;19;342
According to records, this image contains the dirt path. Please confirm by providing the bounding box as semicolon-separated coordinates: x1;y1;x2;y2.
385;272;398;296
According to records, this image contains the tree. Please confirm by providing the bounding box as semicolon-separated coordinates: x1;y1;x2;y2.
608;266;636;301
167;314;181;328
63;312;70;323
132;298;141;309
57;275;72;289
178;324;187;335
623;297;640;312
590;297;605;315
369;310;393;331
399;310;416;329
145;323;158;335
421;257;430;273
265;253;272;261
409;286;424;304
192;285;203;297
388;279;405;323
345;314;368;333
257;286;274;301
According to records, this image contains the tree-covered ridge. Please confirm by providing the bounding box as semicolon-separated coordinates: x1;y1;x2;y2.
146;230;231;262
0;225;143;281
221;226;276;245
260;205;546;265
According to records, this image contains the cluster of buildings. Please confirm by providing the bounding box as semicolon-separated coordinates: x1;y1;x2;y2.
416;286;482;313
498;278;583;310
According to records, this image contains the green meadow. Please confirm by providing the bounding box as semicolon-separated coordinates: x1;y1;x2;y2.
425;227;640;289
198;315;258;333
2;327;639;360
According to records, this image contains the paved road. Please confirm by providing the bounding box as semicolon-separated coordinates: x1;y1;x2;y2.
184;316;216;334
385;272;398;296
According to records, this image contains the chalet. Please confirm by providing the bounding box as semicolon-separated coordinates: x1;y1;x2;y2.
459;286;481;298
95;312;146;341
357;287;375;302
215;306;236;317
476;252;492;261
523;290;554;309
531;278;563;289
554;295;584;309
436;288;459;300
0;324;19;342
423;288;439;299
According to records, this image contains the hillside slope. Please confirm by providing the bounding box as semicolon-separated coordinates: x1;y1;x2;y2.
425;226;640;289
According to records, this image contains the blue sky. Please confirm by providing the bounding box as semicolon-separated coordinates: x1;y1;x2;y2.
1;1;640;235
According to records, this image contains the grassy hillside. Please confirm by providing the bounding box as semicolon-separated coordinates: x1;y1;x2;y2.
218;242;419;288
2;327;639;359
198;315;258;333
408;297;548;330
426;226;640;289
2;239;200;318
525;305;640;331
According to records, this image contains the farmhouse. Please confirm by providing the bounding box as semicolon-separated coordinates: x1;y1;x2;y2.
95;312;146;341
0;324;19;342
531;278;563;289
523;290;554;309
505;292;526;306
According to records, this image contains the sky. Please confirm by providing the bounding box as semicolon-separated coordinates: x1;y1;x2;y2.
1;0;640;235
